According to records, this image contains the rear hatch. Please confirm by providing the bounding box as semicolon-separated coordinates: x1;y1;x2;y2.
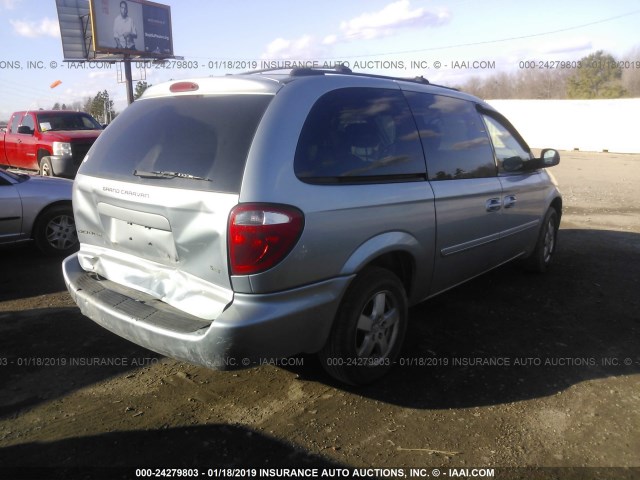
73;87;274;320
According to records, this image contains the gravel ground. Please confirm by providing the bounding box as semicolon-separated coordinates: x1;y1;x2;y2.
0;151;639;480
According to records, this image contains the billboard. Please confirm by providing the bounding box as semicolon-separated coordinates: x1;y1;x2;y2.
89;0;173;57
56;0;93;60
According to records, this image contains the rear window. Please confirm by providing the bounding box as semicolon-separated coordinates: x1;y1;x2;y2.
80;94;273;193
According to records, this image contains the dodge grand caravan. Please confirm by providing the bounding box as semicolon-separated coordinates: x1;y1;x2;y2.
62;67;562;385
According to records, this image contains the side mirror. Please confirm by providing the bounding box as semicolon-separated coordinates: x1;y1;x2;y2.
502;156;524;172
17;125;34;135
503;149;560;173
539;148;560;168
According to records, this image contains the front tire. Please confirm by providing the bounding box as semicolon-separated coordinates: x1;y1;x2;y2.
523;207;559;272
319;267;408;385
33;205;78;256
39;157;53;177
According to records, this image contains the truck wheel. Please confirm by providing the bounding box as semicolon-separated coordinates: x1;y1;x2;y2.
319;267;408;385
39;157;53;176
33;205;78;256
523;207;559;273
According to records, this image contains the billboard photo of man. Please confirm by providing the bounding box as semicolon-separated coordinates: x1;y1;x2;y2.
113;1;137;49
91;0;143;53
90;0;172;56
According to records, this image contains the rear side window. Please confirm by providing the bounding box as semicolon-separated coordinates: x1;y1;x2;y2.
405;92;496;180
295;88;426;184
9;115;21;134
80;95;273;193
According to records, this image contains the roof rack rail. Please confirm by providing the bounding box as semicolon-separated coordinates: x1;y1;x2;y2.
237;64;353;76
236;65;458;90
236;67;293;75
289;67;431;86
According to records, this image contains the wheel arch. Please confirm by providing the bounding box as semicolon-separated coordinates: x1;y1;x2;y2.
30;200;73;239
339;231;421;301
37;148;51;161
550;195;562;221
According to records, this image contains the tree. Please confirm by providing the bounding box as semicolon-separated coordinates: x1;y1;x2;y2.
567;50;626;99
134;81;151;100
52;102;61;110
86;90;116;123
622;46;640;98
82;97;93;114
455;67;575;100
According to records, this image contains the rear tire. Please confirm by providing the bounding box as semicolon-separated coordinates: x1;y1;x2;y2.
523;208;559;273
33;205;78;256
319;267;408;385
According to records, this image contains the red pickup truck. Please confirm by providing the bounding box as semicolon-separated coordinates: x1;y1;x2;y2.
0;110;103;177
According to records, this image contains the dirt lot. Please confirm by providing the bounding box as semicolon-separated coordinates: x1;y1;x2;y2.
1;151;639;480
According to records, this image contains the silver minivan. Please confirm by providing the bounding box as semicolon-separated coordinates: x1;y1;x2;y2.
62;68;562;385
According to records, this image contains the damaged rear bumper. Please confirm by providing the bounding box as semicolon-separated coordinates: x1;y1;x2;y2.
62;253;351;369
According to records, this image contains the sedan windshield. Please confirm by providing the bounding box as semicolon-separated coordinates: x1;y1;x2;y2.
0;167;29;183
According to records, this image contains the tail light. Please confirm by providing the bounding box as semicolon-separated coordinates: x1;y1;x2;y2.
228;204;304;275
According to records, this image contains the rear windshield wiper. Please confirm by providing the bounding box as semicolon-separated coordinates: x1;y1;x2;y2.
133;170;211;181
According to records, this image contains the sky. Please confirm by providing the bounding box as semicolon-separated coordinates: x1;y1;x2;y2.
1;0;639;120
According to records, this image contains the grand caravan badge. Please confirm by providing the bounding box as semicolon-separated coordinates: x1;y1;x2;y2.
102;186;150;199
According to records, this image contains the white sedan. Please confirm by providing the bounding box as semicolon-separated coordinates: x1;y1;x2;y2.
0;168;77;255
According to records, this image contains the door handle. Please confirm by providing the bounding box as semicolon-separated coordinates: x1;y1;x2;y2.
485;198;502;212
503;195;517;208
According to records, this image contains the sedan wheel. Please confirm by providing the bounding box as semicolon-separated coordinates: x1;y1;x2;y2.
34;205;79;256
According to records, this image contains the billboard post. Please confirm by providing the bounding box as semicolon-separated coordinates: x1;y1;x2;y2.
124;55;134;104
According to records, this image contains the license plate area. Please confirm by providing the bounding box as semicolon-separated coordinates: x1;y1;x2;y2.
97;202;178;263
108;218;178;263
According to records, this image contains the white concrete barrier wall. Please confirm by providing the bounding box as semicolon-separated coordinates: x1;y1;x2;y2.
487;99;640;154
